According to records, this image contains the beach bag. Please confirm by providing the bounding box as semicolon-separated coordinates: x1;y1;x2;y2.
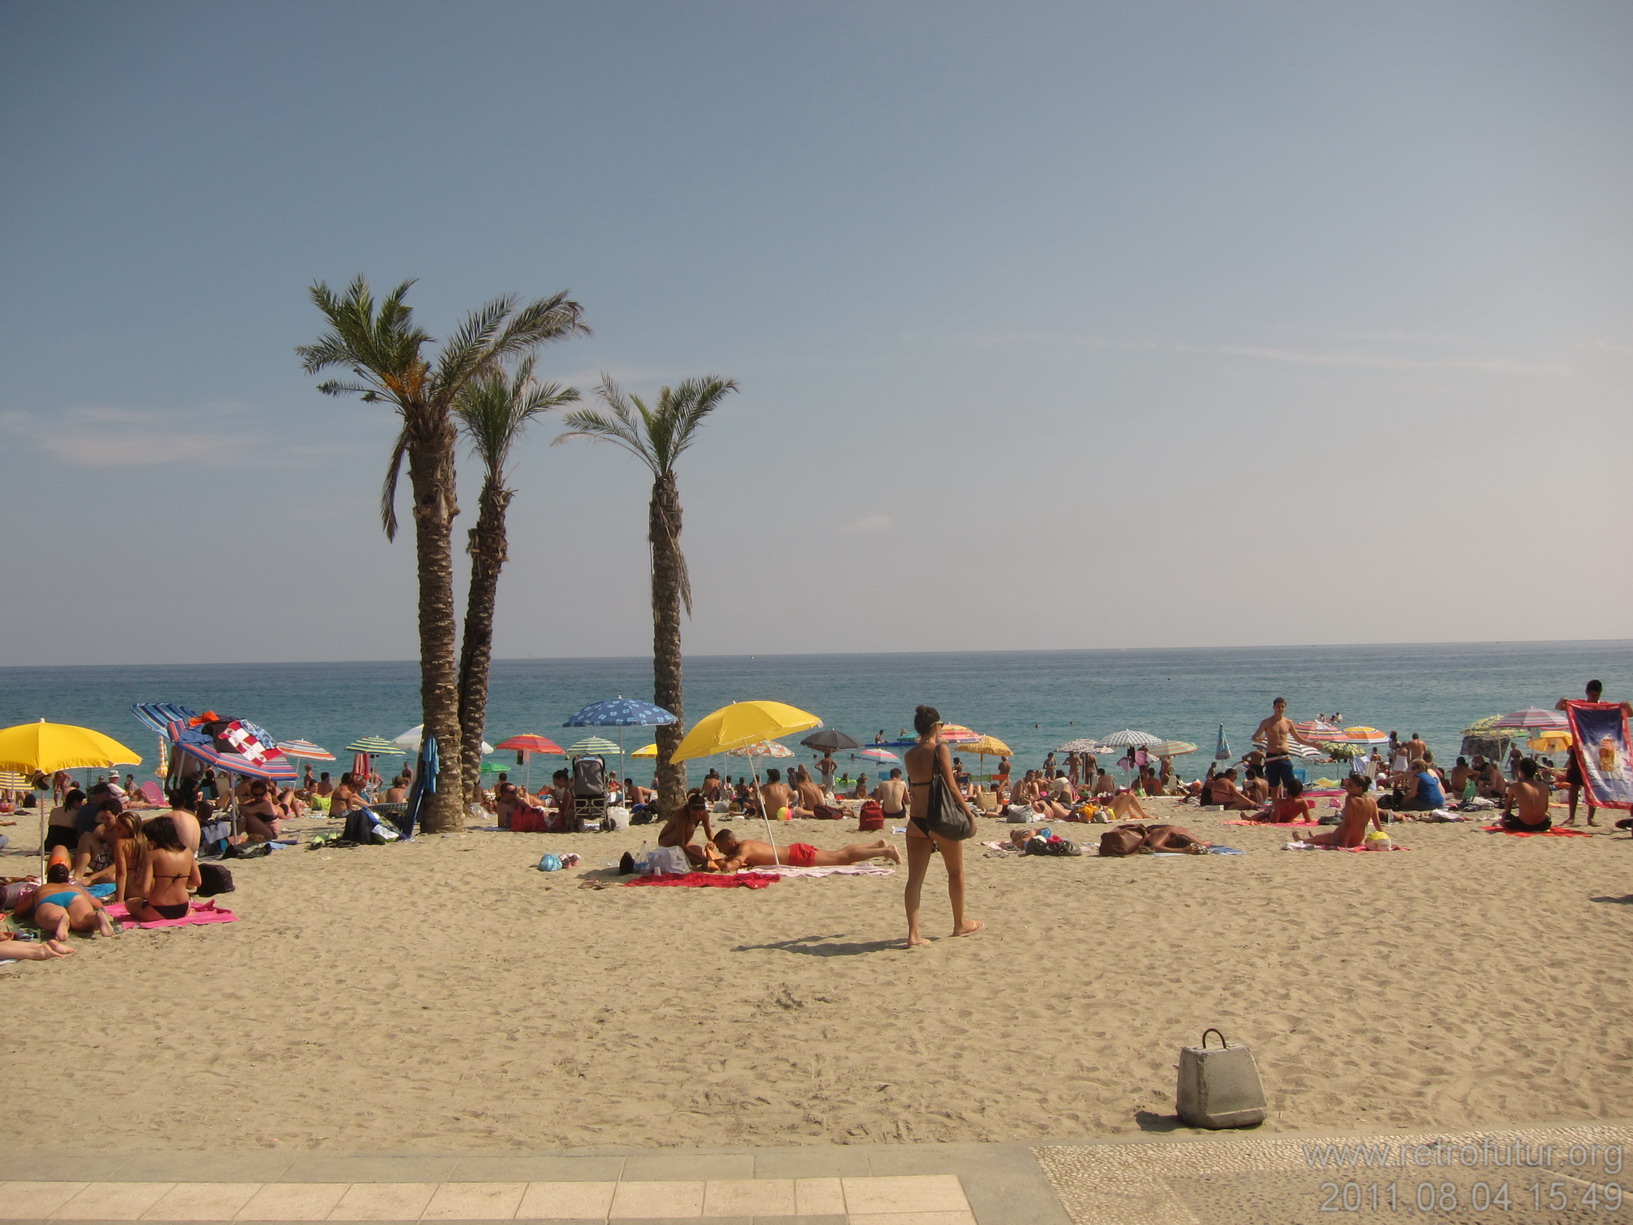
197;864;235;896
644;846;690;875
1098;826;1147;857
342;808;376;844
924;770;975;841
857;800;884;831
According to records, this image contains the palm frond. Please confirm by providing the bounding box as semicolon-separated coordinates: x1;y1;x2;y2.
380;428;410;541
456;358;581;482
433;295;516;398
552;374;654;469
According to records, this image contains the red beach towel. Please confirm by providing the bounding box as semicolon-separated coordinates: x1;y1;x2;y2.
1480;825;1593;838
621;872;776;889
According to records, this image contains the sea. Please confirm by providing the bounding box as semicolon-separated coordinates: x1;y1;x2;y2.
3;640;1629;784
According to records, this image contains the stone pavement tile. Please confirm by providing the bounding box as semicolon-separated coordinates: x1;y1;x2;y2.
752;1150;874;1180
622;1154;755;1181
451;1156;627;1183
853;1213;976;1225
700;1177;796;1216
841;1174;969;1215
278;1156;460;1184
0;1153;128;1181
862;1147;994;1177
326;1182;440;1221
607;1179;706;1218
514;1180;617;1219
115;1152;296;1184
139;1182;263;1221
52;1181;176;1220
956;1167;1074;1225
421;1180;529;1221
750;1216;847;1225
793;1177;847;1216
234;1181;350;1221
0;1182;88;1220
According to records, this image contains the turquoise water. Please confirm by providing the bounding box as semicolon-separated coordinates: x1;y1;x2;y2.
2;640;1629;783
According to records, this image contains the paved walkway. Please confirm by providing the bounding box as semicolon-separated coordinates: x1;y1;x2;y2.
2;1125;1627;1224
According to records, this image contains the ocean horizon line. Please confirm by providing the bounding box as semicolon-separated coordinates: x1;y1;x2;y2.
3;635;1630;672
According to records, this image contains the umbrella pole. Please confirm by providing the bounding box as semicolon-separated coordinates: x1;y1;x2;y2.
38;781;47;879
751;753;781;866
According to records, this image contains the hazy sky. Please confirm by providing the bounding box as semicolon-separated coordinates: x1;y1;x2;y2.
2;1;1628;666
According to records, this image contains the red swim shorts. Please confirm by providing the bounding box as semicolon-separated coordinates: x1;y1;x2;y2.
786;842;818;868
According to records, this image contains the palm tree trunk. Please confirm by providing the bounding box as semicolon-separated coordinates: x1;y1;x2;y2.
650;475;687;814
457;483;510;807
407;417;464;833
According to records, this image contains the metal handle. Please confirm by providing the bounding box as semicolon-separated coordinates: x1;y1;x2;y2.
1201;1027;1227;1049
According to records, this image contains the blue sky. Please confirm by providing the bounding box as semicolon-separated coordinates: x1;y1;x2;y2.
2;1;1628;665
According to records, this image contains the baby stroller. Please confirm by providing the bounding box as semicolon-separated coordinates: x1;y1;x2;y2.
570;755;607;832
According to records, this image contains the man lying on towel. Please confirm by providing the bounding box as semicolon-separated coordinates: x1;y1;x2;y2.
711;829;901;871
1499;759;1552;832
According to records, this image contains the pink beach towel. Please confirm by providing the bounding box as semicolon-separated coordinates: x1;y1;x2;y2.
621;872;776;889
1225;819;1323;827
107;900;238;928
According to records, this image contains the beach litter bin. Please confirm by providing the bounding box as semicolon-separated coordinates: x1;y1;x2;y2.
1176;1028;1266;1129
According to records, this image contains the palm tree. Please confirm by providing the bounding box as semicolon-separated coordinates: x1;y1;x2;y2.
297;276;588;832
555;375;738;814
453;358;580;805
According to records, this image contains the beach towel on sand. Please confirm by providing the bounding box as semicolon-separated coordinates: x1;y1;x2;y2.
621;872;776;889
1480;825;1593;838
106;900;238;928
742;865;893;878
1225;819;1322;827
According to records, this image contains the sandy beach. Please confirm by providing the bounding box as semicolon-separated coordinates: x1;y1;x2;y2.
3;800;1630;1155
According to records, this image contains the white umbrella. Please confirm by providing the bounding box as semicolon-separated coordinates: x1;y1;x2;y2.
1097;729;1164;748
394;724;493;756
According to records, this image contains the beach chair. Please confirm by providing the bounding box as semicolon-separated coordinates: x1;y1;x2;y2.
570;755;607;832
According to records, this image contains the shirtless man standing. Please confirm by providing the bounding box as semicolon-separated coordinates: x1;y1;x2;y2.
712;828;900;870
1253;698;1324;798
873;768;910;824
1500;759;1553;832
657;792;716;868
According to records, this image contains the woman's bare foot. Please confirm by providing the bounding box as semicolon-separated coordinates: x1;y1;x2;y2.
45;939;74;956
883;844;903;864
906;933;932;948
953;919;984;937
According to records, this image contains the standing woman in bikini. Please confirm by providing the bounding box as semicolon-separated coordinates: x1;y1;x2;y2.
903;705;983;947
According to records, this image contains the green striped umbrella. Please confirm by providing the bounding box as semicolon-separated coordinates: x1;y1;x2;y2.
345;736;405;756
567;736;622;756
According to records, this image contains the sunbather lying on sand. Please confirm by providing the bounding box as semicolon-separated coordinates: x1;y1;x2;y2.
1107;790;1154;822
15;864;117;939
712;829;901;870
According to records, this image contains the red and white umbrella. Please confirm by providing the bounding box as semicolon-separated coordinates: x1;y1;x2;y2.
859;747;900;763
1292;720;1347;742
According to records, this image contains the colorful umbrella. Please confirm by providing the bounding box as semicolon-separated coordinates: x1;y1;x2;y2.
563;697;678;728
496;734;564;755
165;719;296;782
1341;726;1388;745
1214;724;1231;761
131;702;199;737
938;723;981;744
347;736;405;756
1291;719;1347;742
1147;740;1198;757
728;740;794;758
1530;730;1573;752
859;747;900;763
276;739;336;761
631;743;659;758
567;736;622;756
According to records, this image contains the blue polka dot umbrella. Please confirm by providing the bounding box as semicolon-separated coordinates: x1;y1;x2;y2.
563;696;678;760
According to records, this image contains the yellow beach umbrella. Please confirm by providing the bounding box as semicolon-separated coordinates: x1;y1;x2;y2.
631;743;659;758
671;701;821;763
958;734;1012;758
1529;730;1573;753
0;720;142;774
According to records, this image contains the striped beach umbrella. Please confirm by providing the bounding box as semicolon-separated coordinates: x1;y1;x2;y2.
567;736;622;756
1292;719;1346;741
276;739;336;761
1098;729;1164;748
1493;707;1568;730
1342;726;1388;746
496;734;565;756
346;736;405;756
859;747;900;763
